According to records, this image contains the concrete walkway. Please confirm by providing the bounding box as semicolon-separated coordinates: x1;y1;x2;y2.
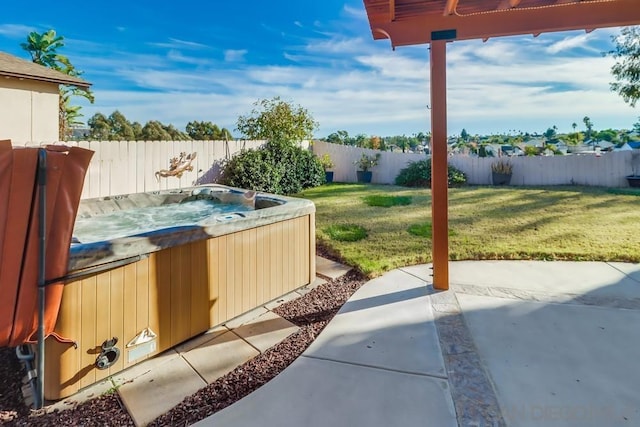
197;261;640;427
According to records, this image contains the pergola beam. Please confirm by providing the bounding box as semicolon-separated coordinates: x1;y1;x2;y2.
370;0;640;47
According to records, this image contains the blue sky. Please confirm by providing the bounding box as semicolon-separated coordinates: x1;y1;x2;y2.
1;1;637;138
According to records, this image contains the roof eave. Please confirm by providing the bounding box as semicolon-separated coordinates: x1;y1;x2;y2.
0;71;92;88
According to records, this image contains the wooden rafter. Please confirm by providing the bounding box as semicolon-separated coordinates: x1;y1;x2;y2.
389;0;395;21
443;0;458;16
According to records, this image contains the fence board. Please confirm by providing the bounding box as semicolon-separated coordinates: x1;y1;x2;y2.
312;141;638;188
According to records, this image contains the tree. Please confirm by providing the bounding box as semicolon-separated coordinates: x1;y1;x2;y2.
325;130;349;144
236;97;318;143
141;121;172;140
608;26;640;107
460;128;469;141
87;113;111;140
543;126;558;143
162;123;188;140
108;110;135;140
583;116;594;140
186;121;232;140
563;132;584;146
21;29;94;140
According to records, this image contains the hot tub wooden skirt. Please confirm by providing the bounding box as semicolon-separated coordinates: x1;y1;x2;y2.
45;214;315;400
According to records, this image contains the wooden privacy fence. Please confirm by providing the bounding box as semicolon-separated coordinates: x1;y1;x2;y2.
11;140;637;197
13;140;267;199
313;141;637;188
448;151;634;187
312;140;425;184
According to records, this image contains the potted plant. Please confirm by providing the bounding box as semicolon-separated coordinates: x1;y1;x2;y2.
319;153;335;183
491;159;513;185
354;153;381;183
626;152;640;188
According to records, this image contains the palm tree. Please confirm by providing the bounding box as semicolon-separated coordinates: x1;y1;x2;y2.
21;29;94;140
21;30;66;69
583;116;594;141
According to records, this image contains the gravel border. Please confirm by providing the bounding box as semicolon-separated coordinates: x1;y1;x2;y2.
1;263;364;426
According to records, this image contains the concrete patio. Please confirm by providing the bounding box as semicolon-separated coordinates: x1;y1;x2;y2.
198;260;640;427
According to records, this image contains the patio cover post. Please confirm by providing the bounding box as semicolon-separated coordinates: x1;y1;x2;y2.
430;39;448;290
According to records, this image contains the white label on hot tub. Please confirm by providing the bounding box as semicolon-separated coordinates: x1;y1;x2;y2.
128;340;157;363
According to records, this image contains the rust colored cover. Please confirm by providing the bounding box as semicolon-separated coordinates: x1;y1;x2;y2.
0;141;39;346
0;143;93;347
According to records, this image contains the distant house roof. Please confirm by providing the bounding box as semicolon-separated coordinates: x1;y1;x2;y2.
0;51;90;88
629;141;640;149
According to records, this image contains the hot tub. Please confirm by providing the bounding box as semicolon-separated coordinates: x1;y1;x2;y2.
44;184;316;400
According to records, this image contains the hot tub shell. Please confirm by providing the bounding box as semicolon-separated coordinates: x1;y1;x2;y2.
44;185;316;400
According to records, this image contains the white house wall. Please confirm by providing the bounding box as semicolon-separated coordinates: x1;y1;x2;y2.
0;77;59;143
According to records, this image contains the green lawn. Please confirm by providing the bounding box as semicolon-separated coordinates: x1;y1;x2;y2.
298;183;640;277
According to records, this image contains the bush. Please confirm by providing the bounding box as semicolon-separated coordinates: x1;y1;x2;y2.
220;140;325;195
395;159;467;187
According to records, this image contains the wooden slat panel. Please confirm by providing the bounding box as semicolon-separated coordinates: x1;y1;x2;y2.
154;250;172;351
170;245;187;345
107;267;125;375
282;220;291;293
208;237;221;326
79;276;97;389
45;278;82;399
269;223;278;301
190;239;209;336
234;233;243;317
255;226;265;305
93;271;112;382
276;222;284;297
122;262;138;367
135;257;149;340
219;235;230;321
241;230;255;312
248;228;257;309
297;216;305;287
225;234;236;319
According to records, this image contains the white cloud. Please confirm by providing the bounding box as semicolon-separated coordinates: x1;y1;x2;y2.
546;33;592;54
149;38;209;50
224;49;248;62
0;24;37;38
167;50;212;66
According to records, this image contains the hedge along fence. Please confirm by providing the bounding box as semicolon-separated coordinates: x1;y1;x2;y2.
313;140;638;188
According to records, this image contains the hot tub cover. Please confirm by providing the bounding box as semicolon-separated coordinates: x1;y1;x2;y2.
0;141;93;347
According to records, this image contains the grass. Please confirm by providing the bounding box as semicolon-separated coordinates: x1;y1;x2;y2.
298;183;640;277
324;224;368;242
362;194;412;207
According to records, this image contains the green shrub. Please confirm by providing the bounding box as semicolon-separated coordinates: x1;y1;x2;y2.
220;140;325;195
363;195;412;207
395;159;467;187
324;224;367;242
